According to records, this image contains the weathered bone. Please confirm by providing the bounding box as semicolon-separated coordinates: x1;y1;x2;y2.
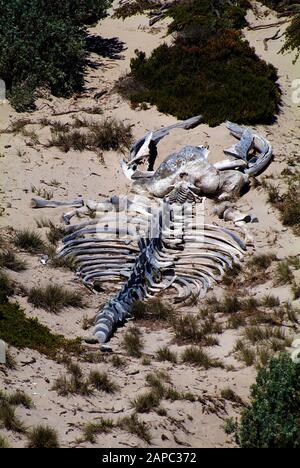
35;119;273;346
31;198;84;209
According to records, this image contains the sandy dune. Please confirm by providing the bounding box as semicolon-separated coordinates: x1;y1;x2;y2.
0;0;299;448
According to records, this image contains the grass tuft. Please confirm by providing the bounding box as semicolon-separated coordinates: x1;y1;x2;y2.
123;326;143;358
13;230;45;253
118;413;151;444
28;284;85;313
88;371;118;394
181;346;223;369
0;251;27;272
156;346;177;363
26;425;59;448
83;418;114;444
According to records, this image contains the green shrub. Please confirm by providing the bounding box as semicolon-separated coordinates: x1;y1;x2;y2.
0;296;81;359
0;0;111;111
238;353;300;448
123;0;280;126
283;12;300;62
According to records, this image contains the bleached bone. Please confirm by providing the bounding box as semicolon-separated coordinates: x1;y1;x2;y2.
31;198;84;209
44;119;274;347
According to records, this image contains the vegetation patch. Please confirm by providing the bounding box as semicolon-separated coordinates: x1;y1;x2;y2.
119;0;280;125
0;290;81;359
123;326;144;358
28;284;85;313
238;353;300;448
181;346;223;369
0;0;112;111
49;118;132;153
27;425;60;448
13;229;46;254
0;251;27;272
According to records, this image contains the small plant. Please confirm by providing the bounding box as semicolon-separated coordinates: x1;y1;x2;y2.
275;261;294;286
0;271;15;300
156;346;177;363
0;251;27;272
220;388;245;406
118;413;151;444
181;346;223;369
250;253;277;270
83;418;114;444
111;355;124;368
31;186;53;200
131;390;160;413
14;230;45;253
0;435;10;448
0;400;26;433
173;315;219;345
49;118;132;153
238;353;300;448
8;390;33;409
88;371;118;394
223;417;238;435
5;348;17;370
234;340;255;367
262;295;280;308
131;298;171;322
53;363;91;397
123;326;143;358
292;283;300;300
27;425;59;448
28;284;84;313
227;314;246;329
142;356;151;366
46;222;65;245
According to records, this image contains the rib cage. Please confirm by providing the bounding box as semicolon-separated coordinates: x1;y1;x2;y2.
57;198;246;344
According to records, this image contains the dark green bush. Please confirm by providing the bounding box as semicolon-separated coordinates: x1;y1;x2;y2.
121;0;280;125
167;0;250;35
129;29;280;126
282;12;300;62
0;0;111;111
238;353;300;448
0;293;81;358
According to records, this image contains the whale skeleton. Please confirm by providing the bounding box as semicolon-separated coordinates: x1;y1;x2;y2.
32;119;272;346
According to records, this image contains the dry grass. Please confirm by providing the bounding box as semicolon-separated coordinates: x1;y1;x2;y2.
156;346;177;363
173;314;220;346
49;118;132;154
181;346;223;369
118;413;151;444
0;400;26;433
0;251;27;272
13;229;46;253
83;418;114;444
0;435;10;448
26;425;59;448
131;390;161;413
52;363;91;396
274;261;294;286
131;298;172;322
220;388;245;406
8;390;33;409
31;186;53;200
28;284;85;313
88;371;118;394
123;326;143;358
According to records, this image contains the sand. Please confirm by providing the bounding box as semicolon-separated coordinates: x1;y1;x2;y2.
0;0;299;448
